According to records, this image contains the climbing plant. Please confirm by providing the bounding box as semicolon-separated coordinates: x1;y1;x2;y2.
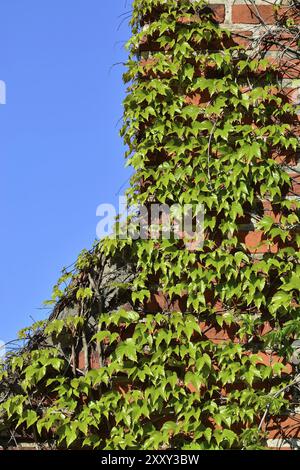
1;0;300;450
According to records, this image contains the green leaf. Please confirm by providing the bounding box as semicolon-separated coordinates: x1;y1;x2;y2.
184;371;202;391
26;410;38;428
116;338;138;362
281;273;300;292
269;291;292;314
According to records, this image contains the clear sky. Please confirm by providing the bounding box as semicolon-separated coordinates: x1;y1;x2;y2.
0;0;131;343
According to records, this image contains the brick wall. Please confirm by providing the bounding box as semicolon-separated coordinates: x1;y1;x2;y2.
207;0;300;450
139;0;300;450
202;1;300;260
87;0;299;450
80;0;300;451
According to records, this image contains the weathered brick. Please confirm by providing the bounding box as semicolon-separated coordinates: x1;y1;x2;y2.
231;30;253;47
210;4;225;23
289;172;300;196
232;5;275;24
267;415;300;439
280;59;300;79
233;4;300;26
263;34;299;51
238;230;278;253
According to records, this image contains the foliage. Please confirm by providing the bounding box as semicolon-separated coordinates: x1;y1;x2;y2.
1;0;300;450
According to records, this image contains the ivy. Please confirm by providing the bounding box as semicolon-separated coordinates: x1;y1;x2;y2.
1;0;300;450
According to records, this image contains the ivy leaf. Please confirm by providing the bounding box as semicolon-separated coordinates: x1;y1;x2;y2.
26;410;38;428
222;429;237;446
204;427;212;443
269;291;292;314
181;105;200;121
116;338;138;362
183;64;194;81
65;423;78;448
257;216;274;233
281;273;300;292
184;371;202;391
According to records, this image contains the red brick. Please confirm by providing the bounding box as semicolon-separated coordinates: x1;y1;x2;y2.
282;87;299;105
289;172;300;196
267;415;300;439
238;230;278;253
280;59;300;79
263;34;299;51
210;4;225;23
78;349;100;370
231;30;253;47
233;5;300;26
274;151;298;166
258;352;292;373
232;5;279;25
259;57;300;79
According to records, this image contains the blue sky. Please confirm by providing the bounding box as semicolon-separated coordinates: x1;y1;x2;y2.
0;0;131;342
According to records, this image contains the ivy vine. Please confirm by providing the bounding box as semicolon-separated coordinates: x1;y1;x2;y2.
1;0;300;450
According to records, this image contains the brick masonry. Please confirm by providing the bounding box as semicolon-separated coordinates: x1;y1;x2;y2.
210;0;300;449
138;0;300;450
2;1;300;452
77;1;300;451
